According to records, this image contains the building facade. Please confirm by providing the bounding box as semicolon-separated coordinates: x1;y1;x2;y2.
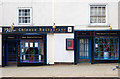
0;0;119;67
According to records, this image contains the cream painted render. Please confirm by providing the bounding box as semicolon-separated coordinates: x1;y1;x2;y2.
47;34;54;64
0;0;119;30
0;0;119;65
47;33;74;64
54;33;74;63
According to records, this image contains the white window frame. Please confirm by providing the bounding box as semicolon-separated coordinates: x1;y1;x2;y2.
88;4;108;26
17;7;32;25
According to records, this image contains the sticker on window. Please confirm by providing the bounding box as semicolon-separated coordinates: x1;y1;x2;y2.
30;42;33;47
35;42;38;47
25;42;28;47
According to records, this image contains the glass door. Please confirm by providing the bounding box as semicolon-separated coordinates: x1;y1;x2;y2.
78;38;90;63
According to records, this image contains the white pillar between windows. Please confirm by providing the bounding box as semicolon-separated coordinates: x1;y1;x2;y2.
47;34;54;64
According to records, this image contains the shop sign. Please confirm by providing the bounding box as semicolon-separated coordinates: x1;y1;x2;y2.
94;31;118;36
21;36;43;39
77;31;91;36
2;26;74;34
0;27;2;33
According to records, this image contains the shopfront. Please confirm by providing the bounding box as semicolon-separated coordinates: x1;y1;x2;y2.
2;34;47;66
74;30;120;64
2;26;74;67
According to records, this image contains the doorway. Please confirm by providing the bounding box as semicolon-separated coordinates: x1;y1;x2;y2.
6;41;17;66
78;38;91;63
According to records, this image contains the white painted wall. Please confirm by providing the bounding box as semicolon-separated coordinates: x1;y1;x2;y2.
118;1;120;29
0;0;2;26
0;0;52;26
54;33;74;62
0;0;119;30
47;34;54;64
54;0;119;30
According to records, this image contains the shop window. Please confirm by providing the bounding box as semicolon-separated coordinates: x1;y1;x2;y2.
89;5;107;25
95;37;119;60
18;8;32;25
20;40;44;63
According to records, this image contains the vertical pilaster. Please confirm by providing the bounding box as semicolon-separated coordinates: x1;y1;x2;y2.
74;31;77;65
91;31;94;64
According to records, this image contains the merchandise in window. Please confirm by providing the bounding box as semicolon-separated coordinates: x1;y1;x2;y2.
20;40;44;63
95;37;119;60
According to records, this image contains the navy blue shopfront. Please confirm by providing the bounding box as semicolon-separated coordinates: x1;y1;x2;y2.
74;30;120;64
2;26;74;67
2;34;47;67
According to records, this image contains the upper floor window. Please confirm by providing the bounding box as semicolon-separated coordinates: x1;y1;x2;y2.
89;5;107;25
18;8;32;25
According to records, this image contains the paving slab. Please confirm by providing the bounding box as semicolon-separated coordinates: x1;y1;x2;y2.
0;63;119;77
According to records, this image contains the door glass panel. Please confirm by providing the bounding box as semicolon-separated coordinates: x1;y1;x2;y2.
79;39;89;59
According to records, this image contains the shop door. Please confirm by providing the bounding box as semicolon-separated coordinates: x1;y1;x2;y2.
78;38;91;63
6;41;17;65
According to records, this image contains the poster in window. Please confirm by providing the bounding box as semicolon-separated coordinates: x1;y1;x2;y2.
21;48;24;52
66;39;74;50
25;42;28;47
30;42;33;47
35;42;38;47
39;55;41;61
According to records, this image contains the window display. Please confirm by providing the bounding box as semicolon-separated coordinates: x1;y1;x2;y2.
20;40;44;63
95;37;119;60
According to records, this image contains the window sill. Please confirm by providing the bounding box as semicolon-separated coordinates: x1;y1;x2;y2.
18;23;32;25
94;58;118;60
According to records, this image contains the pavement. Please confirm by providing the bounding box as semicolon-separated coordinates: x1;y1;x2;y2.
0;63;119;77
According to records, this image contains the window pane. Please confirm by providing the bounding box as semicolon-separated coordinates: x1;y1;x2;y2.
102;7;106;16
95;37;119;60
102;17;106;23
90;5;106;24
19;10;21;16
19;17;21;23
22;10;25;16
25;9;28;16
20;40;44;63
18;8;31;24
98;17;102;23
98;7;101;16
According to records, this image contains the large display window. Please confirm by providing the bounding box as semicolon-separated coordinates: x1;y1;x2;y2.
94;37;119;60
20;40;44;63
